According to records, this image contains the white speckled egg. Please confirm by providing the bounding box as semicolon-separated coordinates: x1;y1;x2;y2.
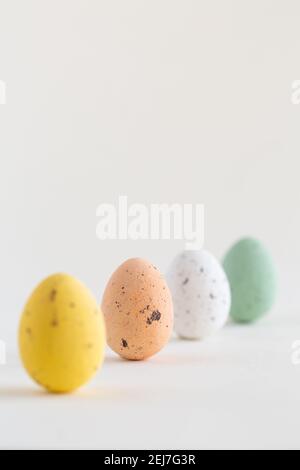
167;250;231;340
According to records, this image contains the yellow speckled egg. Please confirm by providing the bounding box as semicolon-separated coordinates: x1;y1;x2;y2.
19;274;106;393
102;258;174;361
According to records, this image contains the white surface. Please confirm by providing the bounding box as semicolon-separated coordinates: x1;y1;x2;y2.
1;314;300;450
0;0;300;349
0;1;299;450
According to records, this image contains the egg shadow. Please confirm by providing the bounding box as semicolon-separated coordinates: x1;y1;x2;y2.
0;386;48;400
0;384;129;401
103;335;219;367
104;355;126;365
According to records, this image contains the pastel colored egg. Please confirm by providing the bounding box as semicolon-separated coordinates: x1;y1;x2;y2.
167;250;231;340
19;274;106;393
223;238;277;323
102;258;173;361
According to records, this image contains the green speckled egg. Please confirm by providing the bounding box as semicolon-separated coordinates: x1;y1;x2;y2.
223;238;277;323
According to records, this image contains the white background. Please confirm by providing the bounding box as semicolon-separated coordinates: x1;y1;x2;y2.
0;0;299;450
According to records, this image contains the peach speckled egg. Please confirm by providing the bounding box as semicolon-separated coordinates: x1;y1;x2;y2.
102;258;173;361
